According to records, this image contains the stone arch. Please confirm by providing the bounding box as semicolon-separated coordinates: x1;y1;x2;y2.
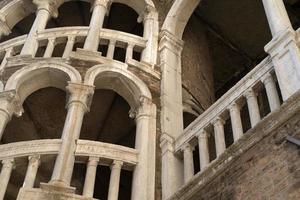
84;64;152;109
0;0;156;32
162;0;200;39
5;61;81;103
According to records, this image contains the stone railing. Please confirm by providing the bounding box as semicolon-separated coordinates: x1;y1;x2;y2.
0;26;148;71
0;139;138;199
176;57;283;184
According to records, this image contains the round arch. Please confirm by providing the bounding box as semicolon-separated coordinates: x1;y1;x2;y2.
5;61;81;103
162;0;200;39
84;64;152;109
0;0;156;32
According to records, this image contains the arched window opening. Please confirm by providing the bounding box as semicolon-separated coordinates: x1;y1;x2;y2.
80;89;136;148
1;87;67;144
103;3;143;37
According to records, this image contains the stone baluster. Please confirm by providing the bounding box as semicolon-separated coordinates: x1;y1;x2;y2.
0;47;14;72
131;97;156;200
0;159;15;200
125;43;134;62
182;143;194;183
107;160;123;200
0;91;22;141
43;37;56;58
23;155;41;188
229;103;244;142
84;0;110;51
62;36;76;58
245;89;261;127
262;73;281;111
50;83;94;187
82;157;99;198
213;117;226;157
262;0;292;37
140;6;159;67
197;130;210;170
20;0;58;56
107;39;116;59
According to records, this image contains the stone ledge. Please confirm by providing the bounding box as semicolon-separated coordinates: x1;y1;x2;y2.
17;188;97;200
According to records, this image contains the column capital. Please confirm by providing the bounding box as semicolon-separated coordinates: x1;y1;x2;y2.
0;90;23;118
181;143;194;152
33;0;62;18
129;96;154;119
66;83;95;112
244;88;257;99
87;156;99;166
229;102;241;111
196;129;209;139
138;5;158;23
111;160;123;169
159;30;184;56
212;117;225;126
261;72;274;84
28;155;41;165
91;0;111;11
2;158;15;168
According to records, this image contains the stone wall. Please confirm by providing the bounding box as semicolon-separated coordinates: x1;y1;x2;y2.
182;15;215;109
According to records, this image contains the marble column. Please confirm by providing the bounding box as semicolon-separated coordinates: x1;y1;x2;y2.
229;103;243;142
107;160;123;200
43;37;56;58
125;43;134;62
131;97;155;200
62;36;75;58
0;159;15;200
141;6;159;67
23;155;40;188
20;0;58;56
262;73;281;111
213;117;226;157
183;143;194;183
82;157;99;198
107;40;116;59
198;130;210;170
0;91;21;141
245;89;261;127
262;0;292;36
83;0;110;51
50;83;94;187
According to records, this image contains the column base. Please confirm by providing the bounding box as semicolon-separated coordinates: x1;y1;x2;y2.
17;187;98;200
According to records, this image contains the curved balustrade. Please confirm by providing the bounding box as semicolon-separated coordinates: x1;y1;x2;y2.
0;27;148;71
0;139;138;199
176;57;283;184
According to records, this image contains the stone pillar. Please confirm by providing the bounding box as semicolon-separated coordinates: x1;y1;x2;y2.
62;36;75;58
213;117;226;157
20;0;58;56
182;143;194;183
23;155;40;188
245;89;261;127
125;43;134;62
229;103;243;142
0;159;15;200
83;0;110;51
82;157;99;198
0;91;22;141
159;30;184;200
50;83;94;187
262;73;281;111
107;40;116;59
43;37;56;58
131;97;156;200
0;47;14;72
262;0;292;36
107;160;123;200
141;6;159;67
197;130;210;170
263;0;300;100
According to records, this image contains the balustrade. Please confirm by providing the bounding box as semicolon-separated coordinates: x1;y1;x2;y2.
0;139;138;199
0;27;148;71
175;58;283;187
